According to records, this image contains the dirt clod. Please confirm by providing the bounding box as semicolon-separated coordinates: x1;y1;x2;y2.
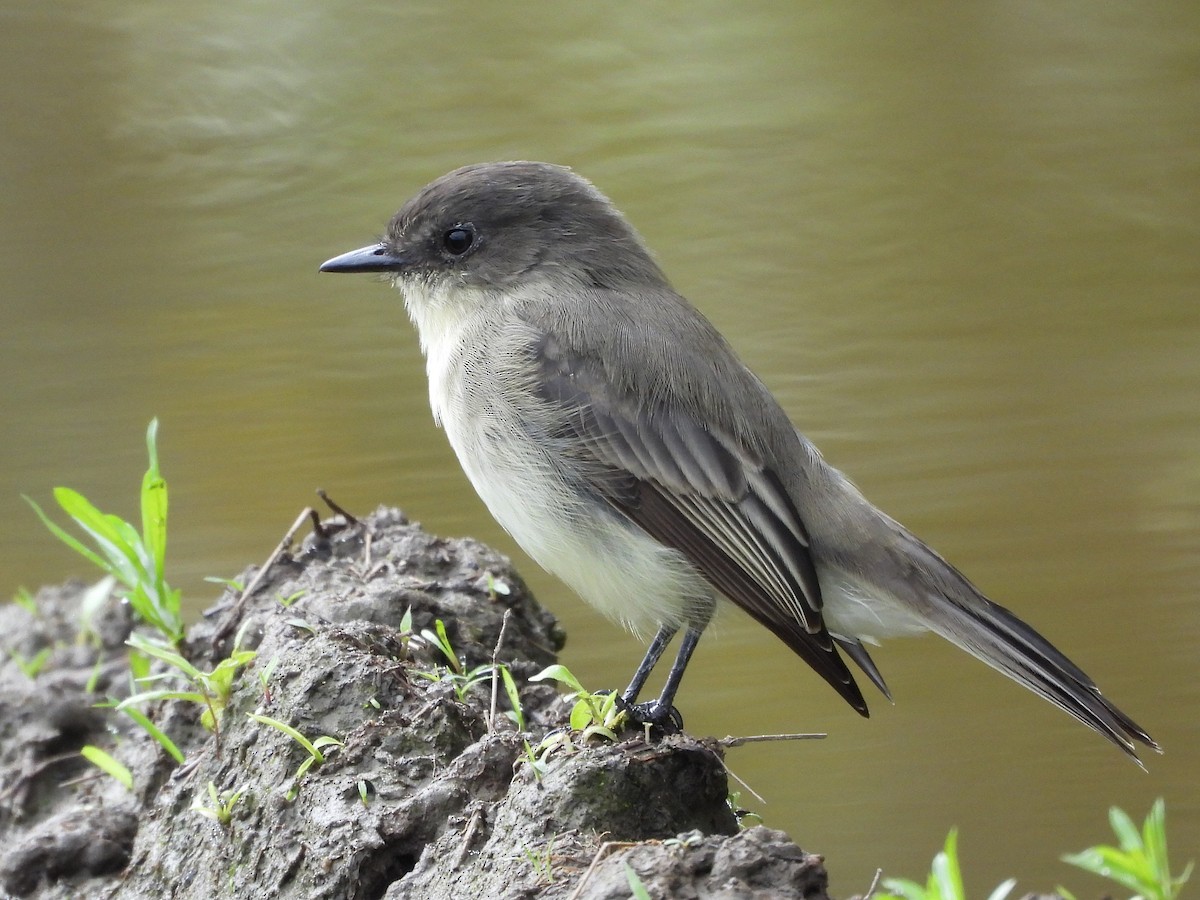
0;506;833;899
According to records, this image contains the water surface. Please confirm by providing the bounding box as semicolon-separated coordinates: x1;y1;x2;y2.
2;2;1197;891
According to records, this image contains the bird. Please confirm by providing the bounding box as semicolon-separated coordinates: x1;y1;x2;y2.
320;160;1158;764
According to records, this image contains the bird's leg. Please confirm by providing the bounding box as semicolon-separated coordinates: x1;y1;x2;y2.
620;624;677;706
624;625;703;733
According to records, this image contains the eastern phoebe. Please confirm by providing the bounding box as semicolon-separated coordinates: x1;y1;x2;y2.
321;161;1157;763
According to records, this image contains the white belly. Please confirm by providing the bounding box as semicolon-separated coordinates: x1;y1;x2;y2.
445;406;711;636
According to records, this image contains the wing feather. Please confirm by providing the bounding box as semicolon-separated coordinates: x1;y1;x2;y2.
533;333;868;714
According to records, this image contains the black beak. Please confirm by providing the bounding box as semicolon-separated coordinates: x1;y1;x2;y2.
319;243;410;273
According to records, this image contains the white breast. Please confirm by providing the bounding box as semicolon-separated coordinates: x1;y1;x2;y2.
402;281;474;427
401;281;710;635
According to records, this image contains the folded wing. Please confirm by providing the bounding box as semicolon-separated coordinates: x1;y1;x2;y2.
533;332;870;715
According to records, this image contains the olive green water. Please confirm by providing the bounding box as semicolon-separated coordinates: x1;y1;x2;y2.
2;2;1197;891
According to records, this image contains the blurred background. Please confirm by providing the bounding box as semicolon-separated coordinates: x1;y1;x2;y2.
2;1;1196;893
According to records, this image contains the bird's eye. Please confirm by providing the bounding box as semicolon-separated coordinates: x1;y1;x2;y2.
442;226;475;256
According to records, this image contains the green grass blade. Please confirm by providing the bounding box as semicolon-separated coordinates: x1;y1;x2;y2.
24;495;114;575
986;877;1018;900
499;664;525;732
145;418;160;475
141;419;169;594
8;647;53;679
52;488;146;585
432;619;461;672
118;689;208;708
1110;805;1142;854
81;745;134;790
126;633;204;680
1143;799;1172;900
624;863;652;900
931;854;957;900
936;829;965;900
1176;862;1194;898
1073;846;1156;897
569;697;595;730
529;664;585;695
121;707;185;764
249;714;322;761
311;736;344;752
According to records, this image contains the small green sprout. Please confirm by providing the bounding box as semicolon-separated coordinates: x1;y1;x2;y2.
413;619;525;729
529;664;620;741
396;607;415;656
420;619;462;673
1061;798;1191;900
522;835;557;883
7;647;53;680
284;617;317;636
192;781;244;827
515;665;625;772
519;738;550;780
416;662;496;702
256;655;280;702
11;587;37;614
878;829;1016;900
25;419;183;643
484;573;512;599
118;634;255;755
248;713;343;801
275;589;306;608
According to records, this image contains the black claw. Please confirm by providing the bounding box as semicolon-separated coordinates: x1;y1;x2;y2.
625;700;685;735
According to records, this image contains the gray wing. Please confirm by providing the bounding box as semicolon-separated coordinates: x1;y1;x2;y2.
532;332;869;716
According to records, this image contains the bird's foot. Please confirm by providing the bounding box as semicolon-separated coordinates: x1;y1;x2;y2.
609;694;684;736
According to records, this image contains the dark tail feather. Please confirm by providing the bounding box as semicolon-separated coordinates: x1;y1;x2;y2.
881;525;1161;764
926;588;1159;766
835;636;893;702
